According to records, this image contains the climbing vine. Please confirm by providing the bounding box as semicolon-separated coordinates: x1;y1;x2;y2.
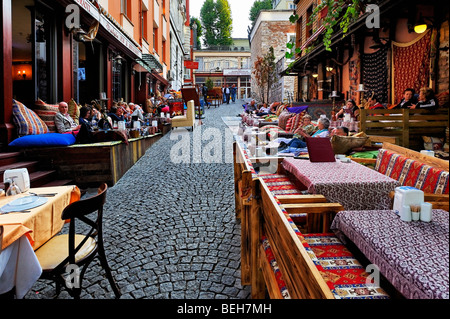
285;0;364;72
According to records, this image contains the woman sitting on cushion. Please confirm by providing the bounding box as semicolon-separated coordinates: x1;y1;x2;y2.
79;106;93;129
54;102;81;133
279;117;330;151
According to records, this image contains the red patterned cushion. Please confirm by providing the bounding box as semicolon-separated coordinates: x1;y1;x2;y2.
35;99;59;133
303;234;390;299
290;112;305;133
376;149;449;194
285;116;294;132
278;111;294;131
12;100;49;136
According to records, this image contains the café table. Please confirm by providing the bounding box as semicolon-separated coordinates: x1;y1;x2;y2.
0;185;74;298
330;209;449;299
329;120;360;132
282;158;399;210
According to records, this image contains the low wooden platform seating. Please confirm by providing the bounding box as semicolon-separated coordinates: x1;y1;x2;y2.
233;140;390;299
359;108;449;150
375;142;449;211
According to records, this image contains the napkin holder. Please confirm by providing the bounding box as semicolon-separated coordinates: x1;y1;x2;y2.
393;186;424;216
3;168;30;193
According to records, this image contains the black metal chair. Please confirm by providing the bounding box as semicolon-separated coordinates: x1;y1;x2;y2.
34;183;121;299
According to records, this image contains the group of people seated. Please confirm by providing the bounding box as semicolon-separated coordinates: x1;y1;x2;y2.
54;89;174;137
332;86;439;120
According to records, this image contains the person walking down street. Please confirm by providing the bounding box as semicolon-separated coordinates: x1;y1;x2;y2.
231;84;237;103
225;85;231;104
202;84;210;109
222;85;226;103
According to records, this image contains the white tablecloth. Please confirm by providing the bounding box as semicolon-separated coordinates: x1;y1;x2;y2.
0;235;42;298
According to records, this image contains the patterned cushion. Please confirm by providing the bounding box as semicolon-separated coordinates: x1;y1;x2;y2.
303;234;390;299
290;112;305;133
277;111;294;130
68;99;80;124
35;99;59;133
375;149;449;194
12;99;49;136
285;116;295;132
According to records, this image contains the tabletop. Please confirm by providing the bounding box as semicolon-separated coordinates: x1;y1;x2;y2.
0;186;74;250
331;209;449;299
282;158;399;210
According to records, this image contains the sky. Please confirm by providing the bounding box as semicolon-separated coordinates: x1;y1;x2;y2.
189;0;254;39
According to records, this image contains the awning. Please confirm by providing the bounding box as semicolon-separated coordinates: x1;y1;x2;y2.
141;54;163;72
135;54;163;73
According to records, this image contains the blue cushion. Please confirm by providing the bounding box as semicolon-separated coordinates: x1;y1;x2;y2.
287;105;309;114
9;133;76;148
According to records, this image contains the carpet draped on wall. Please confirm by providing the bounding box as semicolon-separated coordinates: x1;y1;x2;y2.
362;46;389;104
392;30;432;104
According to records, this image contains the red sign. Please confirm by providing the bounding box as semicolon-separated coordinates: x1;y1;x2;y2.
184;61;199;69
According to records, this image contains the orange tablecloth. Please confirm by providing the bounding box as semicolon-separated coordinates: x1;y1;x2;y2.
0;186;74;250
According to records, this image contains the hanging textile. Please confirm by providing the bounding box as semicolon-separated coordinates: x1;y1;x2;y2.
391;30;432;104
348;52;360;102
362;45;389;104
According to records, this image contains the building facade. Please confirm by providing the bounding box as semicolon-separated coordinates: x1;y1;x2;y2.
193;39;252;100
287;0;449;105
1;0;171;147
249;10;296;103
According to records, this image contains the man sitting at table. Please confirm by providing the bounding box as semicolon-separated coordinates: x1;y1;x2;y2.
54;102;81;133
108;106;125;123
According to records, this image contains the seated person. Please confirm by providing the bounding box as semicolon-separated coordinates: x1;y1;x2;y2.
79;106;93;130
395;88;417;109
336;99;358;119
269;102;280;114
279;117;330;151
330;126;349;137
256;103;271;116
292;114;316;138
108;106;125;122
410;87;439;110
244;100;257;114
54;102;81;133
367;94;384;110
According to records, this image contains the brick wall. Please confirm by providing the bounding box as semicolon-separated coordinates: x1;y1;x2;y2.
251;20;295;102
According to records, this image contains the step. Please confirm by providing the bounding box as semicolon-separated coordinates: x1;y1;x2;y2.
40;179;74;187
0;152;22;166
0;170;57;190
0;161;40;176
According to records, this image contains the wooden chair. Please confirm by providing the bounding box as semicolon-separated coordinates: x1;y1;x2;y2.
35;183;121;299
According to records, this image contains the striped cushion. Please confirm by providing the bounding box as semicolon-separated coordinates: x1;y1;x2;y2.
290;112;304;133
375;149;449;194
35;99;59;133
68;99;80;124
12;99;49;136
285;116;295;132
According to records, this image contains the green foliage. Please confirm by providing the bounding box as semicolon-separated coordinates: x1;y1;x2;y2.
200;0;233;47
205;78;214;91
249;0;272;25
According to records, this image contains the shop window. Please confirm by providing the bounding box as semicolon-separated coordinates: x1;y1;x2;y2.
122;0;132;20
112;54;126;102
12;1;57;105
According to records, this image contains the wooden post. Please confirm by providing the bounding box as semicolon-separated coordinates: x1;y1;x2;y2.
402;108;409;148
359;108;366;133
250;179;265;299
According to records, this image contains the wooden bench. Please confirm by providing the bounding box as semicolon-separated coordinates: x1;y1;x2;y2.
359;108;449;150
375;142;449;211
233;141;390;299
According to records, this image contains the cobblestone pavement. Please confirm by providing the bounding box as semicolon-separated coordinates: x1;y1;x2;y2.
27;100;252;299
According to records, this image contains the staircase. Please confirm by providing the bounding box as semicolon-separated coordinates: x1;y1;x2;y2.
0;151;73;190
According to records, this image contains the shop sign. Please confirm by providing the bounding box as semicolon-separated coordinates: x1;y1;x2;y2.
184;61;199;69
223;69;251;76
73;0;142;58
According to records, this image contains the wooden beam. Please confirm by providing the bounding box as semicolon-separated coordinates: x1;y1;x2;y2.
276;194;327;204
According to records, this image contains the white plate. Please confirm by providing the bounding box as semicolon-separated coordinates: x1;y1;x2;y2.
7;196;40;207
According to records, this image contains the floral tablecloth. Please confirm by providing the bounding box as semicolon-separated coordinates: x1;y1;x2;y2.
331;209;449;299
282;158;399;210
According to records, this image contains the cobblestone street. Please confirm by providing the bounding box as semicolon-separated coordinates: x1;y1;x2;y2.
27;101;251;299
